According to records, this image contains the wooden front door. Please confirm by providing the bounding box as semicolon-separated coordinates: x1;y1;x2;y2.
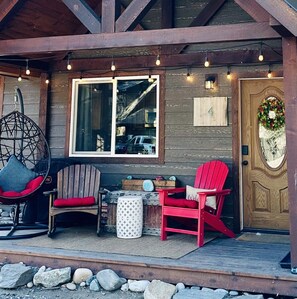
241;79;289;231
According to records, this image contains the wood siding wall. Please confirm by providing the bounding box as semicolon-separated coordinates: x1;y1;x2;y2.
48;68;233;186
2;77;40;123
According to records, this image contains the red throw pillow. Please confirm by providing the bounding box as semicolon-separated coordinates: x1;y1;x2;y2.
54;196;96;207
165;197;198;208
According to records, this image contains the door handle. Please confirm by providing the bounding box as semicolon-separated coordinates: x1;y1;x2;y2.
242;160;248;166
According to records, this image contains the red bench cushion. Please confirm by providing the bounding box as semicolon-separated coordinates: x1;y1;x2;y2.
53;196;96;207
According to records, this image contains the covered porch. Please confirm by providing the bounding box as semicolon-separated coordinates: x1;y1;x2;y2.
0;225;294;297
0;1;297;297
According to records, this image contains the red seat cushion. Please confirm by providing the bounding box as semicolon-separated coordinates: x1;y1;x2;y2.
165;197;198;208
53;196;96;207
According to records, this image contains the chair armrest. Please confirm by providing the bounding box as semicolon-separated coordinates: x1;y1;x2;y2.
43;189;57;196
198;188;231;209
99;189;108;195
158;187;186;205
197;189;231;196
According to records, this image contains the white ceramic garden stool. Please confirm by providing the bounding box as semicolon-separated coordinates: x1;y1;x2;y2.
116;196;143;239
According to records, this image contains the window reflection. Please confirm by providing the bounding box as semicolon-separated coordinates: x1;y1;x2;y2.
116;79;157;155
71;76;158;157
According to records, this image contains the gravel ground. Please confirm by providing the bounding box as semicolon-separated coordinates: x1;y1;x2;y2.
0;286;144;299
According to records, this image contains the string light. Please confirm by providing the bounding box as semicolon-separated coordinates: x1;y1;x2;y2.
204;54;210;67
155;55;161;66
17;68;22;82
186;68;192;81
45;78;50;84
67;54;72;70
148;74;154;83
258;43;264;61
267;68;272;78
227;67;231;80
111;61;116;71
25;59;30;75
186;71;191;81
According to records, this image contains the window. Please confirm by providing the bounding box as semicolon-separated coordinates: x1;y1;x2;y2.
69;75;159;157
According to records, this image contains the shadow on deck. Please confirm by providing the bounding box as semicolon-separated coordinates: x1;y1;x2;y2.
0;226;295;297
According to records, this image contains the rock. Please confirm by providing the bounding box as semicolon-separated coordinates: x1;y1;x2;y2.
121;283;129;291
85;275;96;286
175;282;185;292
144;279;176;299
215;288;229;295
80;281;86;287
33;266;71;288
229;290;239;296
66;282;76;290
89;279;100;292
72;268;93;284
232;295;264;299
96;269;126;291
174;288;228;299
26;282;34;288
128;279;150;292
0;263;35;289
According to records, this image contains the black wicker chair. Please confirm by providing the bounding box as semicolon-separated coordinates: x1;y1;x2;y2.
0;88;51;239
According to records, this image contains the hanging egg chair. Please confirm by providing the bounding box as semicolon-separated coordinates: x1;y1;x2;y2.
0;87;51;239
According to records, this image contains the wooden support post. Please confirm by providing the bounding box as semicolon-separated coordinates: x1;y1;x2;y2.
282;36;297;272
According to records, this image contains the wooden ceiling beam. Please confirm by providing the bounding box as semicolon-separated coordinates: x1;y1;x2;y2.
115;0;158;32
102;0;121;33
62;0;101;34
234;0;270;22
0;0;22;23
0;22;280;56
51;49;282;72
255;0;297;36
269;16;293;37
0;62;41;77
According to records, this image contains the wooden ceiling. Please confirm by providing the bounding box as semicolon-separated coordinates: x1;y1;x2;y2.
0;0;295;75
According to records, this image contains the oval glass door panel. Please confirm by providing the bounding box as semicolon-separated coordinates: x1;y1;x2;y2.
258;96;286;169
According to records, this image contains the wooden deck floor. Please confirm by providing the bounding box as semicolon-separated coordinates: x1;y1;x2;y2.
0;231;296;297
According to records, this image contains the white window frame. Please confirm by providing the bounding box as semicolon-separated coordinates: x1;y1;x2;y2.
69;75;160;158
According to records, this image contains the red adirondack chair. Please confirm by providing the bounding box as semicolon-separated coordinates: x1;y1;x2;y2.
158;160;235;246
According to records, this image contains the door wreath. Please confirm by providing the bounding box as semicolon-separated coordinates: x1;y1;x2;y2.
257;96;285;131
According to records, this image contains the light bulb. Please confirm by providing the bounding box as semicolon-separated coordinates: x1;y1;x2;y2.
45;78;50;84
204;57;210;67
18;76;22;82
67;54;72;70
267;70;272;78
148;75;154;83
25;59;30;75
155;55;161;66
111;62;116;71
227;71;231;80
258;51;264;62
186;72;191;81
